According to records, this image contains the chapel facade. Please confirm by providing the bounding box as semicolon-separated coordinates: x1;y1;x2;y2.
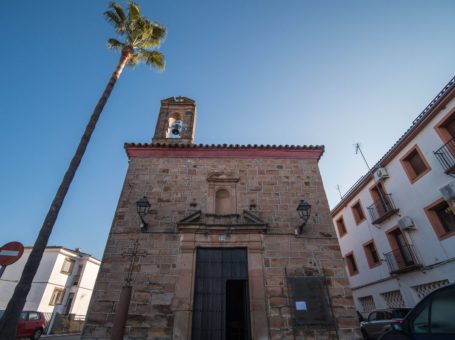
82;97;359;339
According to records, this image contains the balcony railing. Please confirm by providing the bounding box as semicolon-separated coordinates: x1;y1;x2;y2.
384;244;422;274
434;137;455;174
367;194;399;224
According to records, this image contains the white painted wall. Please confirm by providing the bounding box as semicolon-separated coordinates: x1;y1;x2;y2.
332;96;455;312
0;247;100;316
70;258;100;316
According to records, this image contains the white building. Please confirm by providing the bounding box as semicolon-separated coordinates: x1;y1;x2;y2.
0;246;100;317
331;76;455;315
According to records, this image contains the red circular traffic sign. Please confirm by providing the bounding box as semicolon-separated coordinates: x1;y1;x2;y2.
0;241;24;266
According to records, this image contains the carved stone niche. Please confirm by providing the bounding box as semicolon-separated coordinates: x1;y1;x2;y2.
207;172;239;215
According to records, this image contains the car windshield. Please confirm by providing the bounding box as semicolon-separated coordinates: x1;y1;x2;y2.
391;309;410;318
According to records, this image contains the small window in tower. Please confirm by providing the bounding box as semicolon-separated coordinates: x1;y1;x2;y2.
215;189;231;215
167;113;184;139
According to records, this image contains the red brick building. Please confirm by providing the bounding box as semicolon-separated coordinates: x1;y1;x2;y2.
82;97;358;339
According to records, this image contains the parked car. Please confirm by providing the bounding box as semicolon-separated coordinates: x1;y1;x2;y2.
360;308;411;339
379;283;455;339
0;310;47;339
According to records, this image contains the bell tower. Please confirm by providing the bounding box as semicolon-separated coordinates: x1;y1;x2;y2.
152;96;196;145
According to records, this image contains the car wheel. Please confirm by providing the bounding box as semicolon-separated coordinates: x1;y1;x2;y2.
31;328;43;340
361;328;370;340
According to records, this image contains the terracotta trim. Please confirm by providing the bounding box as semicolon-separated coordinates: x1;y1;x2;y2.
399;144;432;184
369;182;385;205
331;83;455;216
351;199;367;225
424;198;455;241
336;216;347;238
362;240;381;269
126;146;323;160
385;225;409;251
434;106;455;143
344;251;359;276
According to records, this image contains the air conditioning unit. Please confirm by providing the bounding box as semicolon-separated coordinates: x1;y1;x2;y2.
374;167;389;182
440;181;455;201
398;216;416;231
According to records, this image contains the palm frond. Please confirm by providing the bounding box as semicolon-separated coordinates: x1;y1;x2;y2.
128;1;141;22
127;19;166;49
110;2;126;23
104;10;121;28
104;11;127;33
128;53;142;67
138;23;166;49
151;23;166;41
107;38;126;50
140;49;165;70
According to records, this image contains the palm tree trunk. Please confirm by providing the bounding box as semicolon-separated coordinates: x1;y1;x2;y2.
0;49;132;338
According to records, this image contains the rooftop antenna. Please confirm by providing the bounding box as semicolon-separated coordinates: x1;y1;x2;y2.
336;185;343;200
354;142;387;218
354;143;371;171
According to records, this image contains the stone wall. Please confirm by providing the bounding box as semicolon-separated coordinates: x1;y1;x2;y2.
82;155;359;339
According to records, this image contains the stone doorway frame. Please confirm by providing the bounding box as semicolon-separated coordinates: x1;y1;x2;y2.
172;232;269;340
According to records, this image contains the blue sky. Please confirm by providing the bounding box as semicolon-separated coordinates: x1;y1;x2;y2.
1;1;455;259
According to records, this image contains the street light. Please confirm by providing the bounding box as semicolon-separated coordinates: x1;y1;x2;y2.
295;199;311;235
136;196;151;230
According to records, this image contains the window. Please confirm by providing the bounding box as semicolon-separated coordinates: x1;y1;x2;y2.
425;199;455;240
28;312;40;321
61;258;75;275
363;240;381;268
400;145;431;183
73;265;83;286
381;289;406;308
351;200;366;225
435;108;455;142
336;217;347;237
358;295;376;313
49;288;65;305
345;252;358;276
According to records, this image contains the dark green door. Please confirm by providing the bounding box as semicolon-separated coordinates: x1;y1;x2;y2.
192;248;251;340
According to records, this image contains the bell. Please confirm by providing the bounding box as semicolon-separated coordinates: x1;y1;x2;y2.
171;122;182;136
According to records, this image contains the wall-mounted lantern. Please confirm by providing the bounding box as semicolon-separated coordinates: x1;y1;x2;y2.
295;199;312;235
136;196;151;231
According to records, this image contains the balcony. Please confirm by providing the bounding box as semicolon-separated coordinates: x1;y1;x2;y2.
434;138;455;174
367;194;399;224
384;244;422;274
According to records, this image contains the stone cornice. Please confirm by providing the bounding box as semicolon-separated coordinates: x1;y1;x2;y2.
125;143;324;160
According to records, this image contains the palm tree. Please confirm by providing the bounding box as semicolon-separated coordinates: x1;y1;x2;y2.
0;2;165;337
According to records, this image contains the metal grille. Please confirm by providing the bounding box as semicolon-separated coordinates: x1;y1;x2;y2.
434;138;455;174
381;290;405;308
412;279;450;300
358;295;376;313
367;194;398;224
383;244;421;274
192;248;250;340
287;276;334;327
